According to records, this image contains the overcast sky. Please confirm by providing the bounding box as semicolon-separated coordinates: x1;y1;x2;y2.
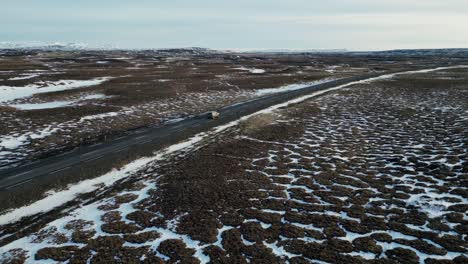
2;0;468;50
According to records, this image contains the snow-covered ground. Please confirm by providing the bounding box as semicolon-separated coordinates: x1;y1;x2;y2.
12;101;72;110
0;65;467;263
0;89;255;167
1;65;463;223
0;66;465;168
234;67;266;74
0;132;205;225
0;77;112;103
10;94;109;110
254;78;337;95
8;73;42;81
0;126;59;163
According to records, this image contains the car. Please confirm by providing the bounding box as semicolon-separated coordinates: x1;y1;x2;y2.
208;111;220;119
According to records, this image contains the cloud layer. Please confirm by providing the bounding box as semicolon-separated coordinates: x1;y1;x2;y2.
2;0;468;50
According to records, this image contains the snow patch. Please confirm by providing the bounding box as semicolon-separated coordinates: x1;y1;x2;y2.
0;126;59;150
12;101;73;110
255;78;337;96
1;65;465;225
10;94;110;110
79;111;122;121
234;67;266;74
0;130;206;225
8;73;41;81
0;77;112;103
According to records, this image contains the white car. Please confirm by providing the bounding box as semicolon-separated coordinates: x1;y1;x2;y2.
208;111;220;119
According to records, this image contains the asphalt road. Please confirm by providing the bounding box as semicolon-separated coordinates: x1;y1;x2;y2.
0;70;413;191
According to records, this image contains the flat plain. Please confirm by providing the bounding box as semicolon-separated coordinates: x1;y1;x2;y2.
0;49;467;263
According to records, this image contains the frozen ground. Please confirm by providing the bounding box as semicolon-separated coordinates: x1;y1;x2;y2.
3;50;376;168
10;94;110;110
0;89;255;166
0;67;466;263
234;67;266;74
0;77;112;103
254;78;337;96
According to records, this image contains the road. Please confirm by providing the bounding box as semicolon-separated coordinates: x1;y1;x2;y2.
0;70;416;191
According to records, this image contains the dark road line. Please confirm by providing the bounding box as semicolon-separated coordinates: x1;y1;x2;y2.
48;166;71;175
83;156;103;163
4;179;32;190
81;149;100;157
5;170;31;180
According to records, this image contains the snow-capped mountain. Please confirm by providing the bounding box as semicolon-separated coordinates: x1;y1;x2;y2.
1;42;466;57
224;48;349;54
351;49;468;57
0;42;116;51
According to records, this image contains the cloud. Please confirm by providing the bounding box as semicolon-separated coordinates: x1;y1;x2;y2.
1;0;468;49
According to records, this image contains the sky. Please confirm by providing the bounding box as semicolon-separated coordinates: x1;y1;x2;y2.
2;0;468;50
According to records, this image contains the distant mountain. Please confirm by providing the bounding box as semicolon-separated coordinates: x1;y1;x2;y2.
0;43;218;55
147;47;219;55
0;42;116;51
224;48;349;54
232;48;468;56
1;43;466;57
352;48;468;57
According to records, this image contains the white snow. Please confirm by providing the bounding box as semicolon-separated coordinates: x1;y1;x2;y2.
11;101;73;110
0;65;467;263
255;78;337;96
81;94;108;100
79;111;122;121
0;126;59;150
0;159;144;225
213;65;468;150
0;77;112;103
367;65;468;83
406;191;463;218
347;251;376;260
325;65;341;73
8;73;41;81
0;131;206;225
1;65;466;229
9;94;110;110
0;137;25;150
263;241;299;258
234;67;266;74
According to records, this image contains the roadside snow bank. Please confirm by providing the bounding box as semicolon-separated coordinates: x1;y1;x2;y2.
0;133;206;225
255;78;337;96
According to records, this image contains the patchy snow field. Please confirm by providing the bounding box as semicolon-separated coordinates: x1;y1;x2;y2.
254;78;337;95
0;89;255;167
9;94;110;110
0;77;112;103
3;50;364;169
0;66;467;263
